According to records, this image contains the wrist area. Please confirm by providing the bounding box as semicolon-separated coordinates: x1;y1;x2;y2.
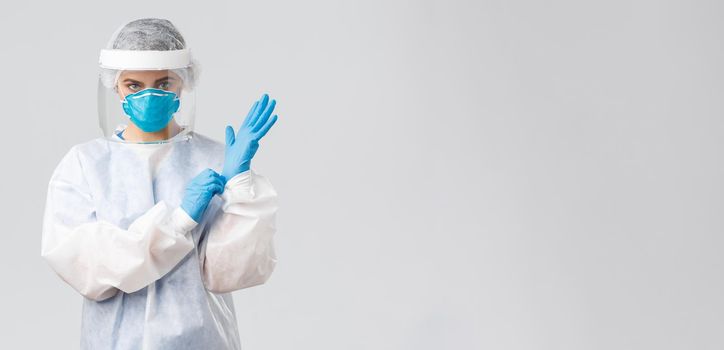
173;206;200;230
179;203;200;223
220;169;255;207
221;162;251;183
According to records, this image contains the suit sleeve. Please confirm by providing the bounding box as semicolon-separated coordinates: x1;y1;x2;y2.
200;169;278;293
41;146;198;301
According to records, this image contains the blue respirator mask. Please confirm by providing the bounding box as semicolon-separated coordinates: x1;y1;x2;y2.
122;88;181;132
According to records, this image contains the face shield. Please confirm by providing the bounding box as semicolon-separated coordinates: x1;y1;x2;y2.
98;49;196;143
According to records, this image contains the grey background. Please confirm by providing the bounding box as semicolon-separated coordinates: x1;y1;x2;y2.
0;0;722;349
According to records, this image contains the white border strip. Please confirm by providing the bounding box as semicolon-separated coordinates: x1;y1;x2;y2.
99;49;191;70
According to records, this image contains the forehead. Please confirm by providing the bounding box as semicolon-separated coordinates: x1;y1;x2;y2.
119;70;180;81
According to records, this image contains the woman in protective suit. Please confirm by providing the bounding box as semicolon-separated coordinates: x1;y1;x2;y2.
41;18;279;349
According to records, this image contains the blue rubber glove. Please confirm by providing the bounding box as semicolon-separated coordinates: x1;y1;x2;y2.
221;93;278;181
181;169;226;222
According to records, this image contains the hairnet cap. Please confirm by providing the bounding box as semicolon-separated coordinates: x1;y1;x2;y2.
108;18;186;51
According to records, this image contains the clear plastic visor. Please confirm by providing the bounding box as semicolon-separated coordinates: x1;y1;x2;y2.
98;67;195;143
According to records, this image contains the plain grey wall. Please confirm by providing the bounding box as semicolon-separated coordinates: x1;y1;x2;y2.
1;0;722;349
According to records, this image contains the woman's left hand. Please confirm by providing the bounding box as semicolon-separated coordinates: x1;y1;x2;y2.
221;93;278;181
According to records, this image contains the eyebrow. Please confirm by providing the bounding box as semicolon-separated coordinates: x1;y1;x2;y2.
121;76;177;84
154;77;177;84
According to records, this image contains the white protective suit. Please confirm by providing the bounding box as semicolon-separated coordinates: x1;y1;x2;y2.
41;132;277;349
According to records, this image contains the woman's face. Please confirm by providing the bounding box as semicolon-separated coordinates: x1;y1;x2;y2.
117;70;183;99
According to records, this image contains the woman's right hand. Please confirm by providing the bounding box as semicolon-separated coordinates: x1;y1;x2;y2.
181;169;226;222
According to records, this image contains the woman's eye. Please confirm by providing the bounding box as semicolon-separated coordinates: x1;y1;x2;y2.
128;84;140;91
158;82;170;90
